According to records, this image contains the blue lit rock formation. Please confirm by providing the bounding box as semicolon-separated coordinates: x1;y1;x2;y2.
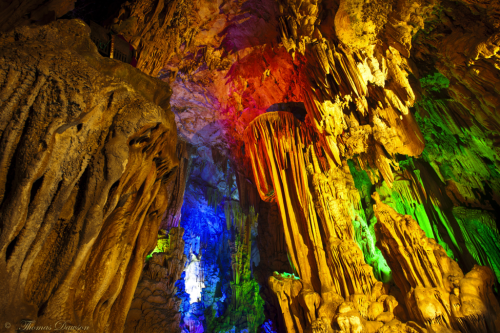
175;154;236;333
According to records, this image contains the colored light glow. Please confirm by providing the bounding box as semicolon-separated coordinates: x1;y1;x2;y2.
347;159;393;282
261;320;277;333
184;252;206;304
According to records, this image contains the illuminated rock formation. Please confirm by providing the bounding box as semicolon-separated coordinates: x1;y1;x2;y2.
207;199;264;333
124;138;191;333
245;109;500;332
2;0;500;331
373;192;500;333
125;227;187;333
0;20;179;332
175;154;236;333
184;251;206;304
245;112;394;331
161;139;193;231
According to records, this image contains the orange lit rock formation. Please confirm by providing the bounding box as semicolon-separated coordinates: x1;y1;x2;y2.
373;192;500;333
0;20;179;333
245;112;391;331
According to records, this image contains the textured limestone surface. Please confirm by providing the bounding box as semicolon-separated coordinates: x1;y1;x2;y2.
0;19;178;333
373;192;500;333
2;0;500;332
104;0;500;331
125;227;187;333
161;140;193;231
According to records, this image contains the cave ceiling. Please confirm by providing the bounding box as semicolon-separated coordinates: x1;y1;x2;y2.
98;0;500;188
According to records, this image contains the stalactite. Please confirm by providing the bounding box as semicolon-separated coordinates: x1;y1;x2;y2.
224;201;232;231
373;192;500;332
453;207;500;282
248;206;259;232
244;111;397;332
288;16;426;190
206;187;222;213
414;73;500;209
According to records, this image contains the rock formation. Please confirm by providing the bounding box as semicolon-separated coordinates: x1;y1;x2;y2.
1;0;500;332
161;139;193;231
0;19;179;332
207;205;265;333
244;111;393;332
373;192;500;333
254;200;293;332
125;227;187;333
0;0;76;32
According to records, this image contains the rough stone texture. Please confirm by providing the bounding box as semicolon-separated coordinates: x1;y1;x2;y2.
122;140;191;333
245;112;392;332
125;227;187;333
0;0;76;32
161;139;193;231
373;192;500;333
0;19;178;333
47;0;500;331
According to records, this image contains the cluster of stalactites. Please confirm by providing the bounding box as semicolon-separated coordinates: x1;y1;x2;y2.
245;111;339;200
276;3;425;189
276;0;322;59
300;39;425;188
245;112;378;301
224;200;259;232
373;192;500;333
206;187;222;213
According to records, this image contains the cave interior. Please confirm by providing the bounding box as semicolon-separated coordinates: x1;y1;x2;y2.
0;0;500;332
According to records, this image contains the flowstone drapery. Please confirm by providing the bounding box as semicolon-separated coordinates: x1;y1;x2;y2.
245;112;398;332
245;111;500;333
0;20;179;333
373;192;500;333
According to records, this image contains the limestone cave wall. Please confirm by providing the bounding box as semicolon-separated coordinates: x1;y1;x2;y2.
0;19;179;333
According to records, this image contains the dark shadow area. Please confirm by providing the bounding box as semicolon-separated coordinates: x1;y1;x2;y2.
266;102;307;122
